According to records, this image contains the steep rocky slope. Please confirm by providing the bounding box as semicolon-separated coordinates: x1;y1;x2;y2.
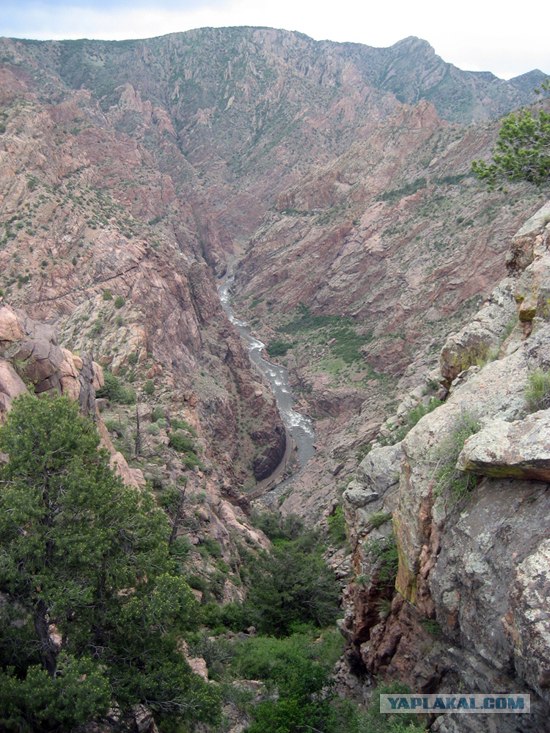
342;203;550;731
0;37;291;605
234;109;544;521
0;23;546;583
0;302;269;608
0;46;286;488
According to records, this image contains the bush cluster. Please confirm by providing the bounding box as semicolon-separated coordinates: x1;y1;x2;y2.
525;369;550;411
327;504;347;546
96;370;136;404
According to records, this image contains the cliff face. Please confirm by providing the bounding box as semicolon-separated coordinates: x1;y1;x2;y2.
0;40;286;486
342;203;550;731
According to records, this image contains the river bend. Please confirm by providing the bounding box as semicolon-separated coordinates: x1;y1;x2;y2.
219;278;315;480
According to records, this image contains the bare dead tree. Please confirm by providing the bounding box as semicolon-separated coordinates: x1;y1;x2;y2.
168;481;188;548
135;398;142;458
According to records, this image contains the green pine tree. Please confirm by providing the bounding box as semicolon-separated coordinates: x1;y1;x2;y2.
0;394;220;732
472;83;550;188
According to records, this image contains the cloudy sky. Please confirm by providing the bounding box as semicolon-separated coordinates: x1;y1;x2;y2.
1;0;548;80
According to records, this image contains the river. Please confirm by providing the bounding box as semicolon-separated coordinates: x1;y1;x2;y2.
218;277;315;486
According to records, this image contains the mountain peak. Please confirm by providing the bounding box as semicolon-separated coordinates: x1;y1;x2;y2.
509;68;548;90
390;36;436;54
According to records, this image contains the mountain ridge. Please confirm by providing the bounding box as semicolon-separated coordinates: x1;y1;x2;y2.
3;27;543;122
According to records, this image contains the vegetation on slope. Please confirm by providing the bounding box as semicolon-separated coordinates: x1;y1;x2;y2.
0;398;425;733
0;394;219;732
191;512;426;733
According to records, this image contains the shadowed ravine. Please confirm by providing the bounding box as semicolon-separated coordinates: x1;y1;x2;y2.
218;276;315;490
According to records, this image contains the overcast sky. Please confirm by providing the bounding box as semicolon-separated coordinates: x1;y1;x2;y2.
1;0;548;80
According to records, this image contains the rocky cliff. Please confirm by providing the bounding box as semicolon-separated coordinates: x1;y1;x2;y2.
0;37;287;488
342;202;550;731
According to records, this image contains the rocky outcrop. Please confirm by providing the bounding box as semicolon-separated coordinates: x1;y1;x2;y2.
512;201;550;327
439;279;518;383
0;303;93;407
133;705;160;733
78;352;100;417
0;303;145;488
457;411;550;480
343;443;402;513
251;424;286;480
343;202;550;731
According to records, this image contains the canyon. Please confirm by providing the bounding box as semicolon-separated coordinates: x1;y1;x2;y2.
0;26;549;731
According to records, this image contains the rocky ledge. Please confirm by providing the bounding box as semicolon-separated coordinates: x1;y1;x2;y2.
458;411;550;481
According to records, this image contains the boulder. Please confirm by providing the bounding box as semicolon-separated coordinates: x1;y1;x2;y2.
59;348;81;400
0;359;27;400
0;359;27;421
187;656;209;681
458;411;550;481
109;451;146;490
343;479;379;508
506;200;550;274
356;443;402;496
0;305;24;344
515;252;550;323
